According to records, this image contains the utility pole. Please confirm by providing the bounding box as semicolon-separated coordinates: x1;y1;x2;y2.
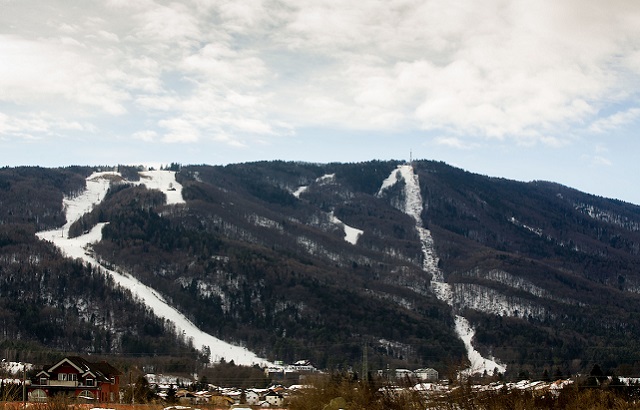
130;371;134;405
22;363;26;408
362;344;368;382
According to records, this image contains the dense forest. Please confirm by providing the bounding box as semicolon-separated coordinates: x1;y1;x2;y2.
1;161;640;379
0;167;201;370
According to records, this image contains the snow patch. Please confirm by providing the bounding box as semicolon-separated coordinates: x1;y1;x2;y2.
137;170;185;205
317;173;336;184
452;283;548;319
247;214;283;232
329;212;363;245
292;185;308;198
509;216;544;237
575;202;640;232
296;236;341;261
293;174;335;198
455;315;506;376
461;268;578;306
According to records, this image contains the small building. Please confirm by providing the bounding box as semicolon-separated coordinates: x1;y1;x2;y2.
245;390;261;405
394;368;415;381
28;356;120;403
265;390;284;407
415;368;439;382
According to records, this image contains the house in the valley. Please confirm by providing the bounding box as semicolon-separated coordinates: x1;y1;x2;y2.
265;390;285;407
244;389;261;405
415;368;439;382
394;368;415;381
27;356;120;403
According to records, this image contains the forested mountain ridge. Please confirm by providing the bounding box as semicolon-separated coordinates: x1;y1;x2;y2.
0;166;199;370
1;161;640;378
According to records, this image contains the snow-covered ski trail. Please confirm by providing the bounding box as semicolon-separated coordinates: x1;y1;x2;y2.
378;164;505;375
37;170;271;367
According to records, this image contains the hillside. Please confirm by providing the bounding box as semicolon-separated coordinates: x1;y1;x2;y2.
1;161;640;378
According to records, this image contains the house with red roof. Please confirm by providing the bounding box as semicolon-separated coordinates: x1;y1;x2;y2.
27;356;120;403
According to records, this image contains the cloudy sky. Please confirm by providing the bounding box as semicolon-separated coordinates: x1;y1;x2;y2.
1;0;640;204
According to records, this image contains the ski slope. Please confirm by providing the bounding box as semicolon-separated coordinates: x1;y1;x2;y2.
378;164;506;375
37;170;271;367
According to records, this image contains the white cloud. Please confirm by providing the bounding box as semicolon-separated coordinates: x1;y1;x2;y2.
97;30;120;43
595;144;608;154
590;155;612;167
0;35;129;115
133;130;157;142
132;2;201;45
434;136;478;150
1;0;640;155
589;108;640;133
159;118;200;143
0;111;94;140
254;0;639;147
181;43;267;86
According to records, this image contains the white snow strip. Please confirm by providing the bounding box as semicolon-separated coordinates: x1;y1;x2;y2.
293;174;335;199
329;212;363;245
63;172;119;231
293;185;308;198
37;171;269;367
318;173;335;184
377;169;401;196
378;164;506;375
455;315;506;376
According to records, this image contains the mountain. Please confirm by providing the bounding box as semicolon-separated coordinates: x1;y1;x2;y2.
1;161;640;378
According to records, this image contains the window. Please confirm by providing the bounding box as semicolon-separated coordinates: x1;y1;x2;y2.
40;377;48;385
85;378;94;387
29;389;47;403
77;390;94;402
57;373;78;382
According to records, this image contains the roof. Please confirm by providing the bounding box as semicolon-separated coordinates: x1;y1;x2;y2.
44;357;121;383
